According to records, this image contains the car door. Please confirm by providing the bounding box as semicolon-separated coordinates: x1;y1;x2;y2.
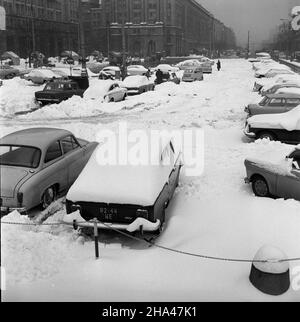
39;140;69;194
266;98;285;113
276;152;300;200
60;135;87;187
286;98;300;111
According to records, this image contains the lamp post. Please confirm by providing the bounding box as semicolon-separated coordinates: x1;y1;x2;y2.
78;0;87;74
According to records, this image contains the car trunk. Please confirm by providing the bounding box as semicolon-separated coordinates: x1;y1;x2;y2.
0;167;29;198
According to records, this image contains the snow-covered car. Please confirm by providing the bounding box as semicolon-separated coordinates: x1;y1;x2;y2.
23;69;62;84
127;65;148;76
255;67;293;79
155;72;181;85
244;146;300;201
99;66;121;79
65;140;182;233
84;80;127;102
244;105;300;143
182;67;204;82
0;65;20;79
275;87;300;95
261;83;300;96
253;74;300;92
122;75;155;95
155;64;180;74
0;128;98;214
176;59;202;70
245;93;300;117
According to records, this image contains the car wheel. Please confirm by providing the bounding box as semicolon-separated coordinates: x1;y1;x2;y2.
252;176;270;198
110;97;115;103
258;131;276;141
42;186;56;209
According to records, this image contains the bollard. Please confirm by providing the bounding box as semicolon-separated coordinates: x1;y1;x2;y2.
249;245;290;296
94;218;99;259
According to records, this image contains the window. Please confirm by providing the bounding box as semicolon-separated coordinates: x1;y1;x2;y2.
61;136;80;154
0;145;41;169
286;98;300;106
45;141;62;163
269;98;283;106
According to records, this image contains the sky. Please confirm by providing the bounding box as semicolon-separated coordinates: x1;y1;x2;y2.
198;0;299;48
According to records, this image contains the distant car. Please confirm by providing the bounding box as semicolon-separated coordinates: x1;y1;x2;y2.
255;67;293;78
35;76;89;105
127;65;148;76
0;128;98;214
0;65;20;79
199;57;214;73
244;105;300;143
182;67;204;82
155;64;180;74
24;69;62;84
176;60;202;71
122;75;155;95
64;140;182;234
99;66;121;79
245;93;300;117
261;83;300;96
84;80;127;102
244;146;300;201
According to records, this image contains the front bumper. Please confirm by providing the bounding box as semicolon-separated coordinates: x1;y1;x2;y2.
0;206;27;215
64;217;161;233
243;129;256;138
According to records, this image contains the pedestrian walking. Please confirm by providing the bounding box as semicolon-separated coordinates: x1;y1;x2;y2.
217;60;221;71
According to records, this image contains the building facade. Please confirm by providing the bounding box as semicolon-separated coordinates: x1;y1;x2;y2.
85;0;236;57
0;0;80;57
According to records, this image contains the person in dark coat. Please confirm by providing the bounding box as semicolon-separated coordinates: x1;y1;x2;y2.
217;60;221;71
156;69;163;84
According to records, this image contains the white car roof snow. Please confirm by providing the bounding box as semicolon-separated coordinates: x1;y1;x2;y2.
122;75;152;87
276;87;300;95
67;140;180;206
84;80;117;100
248;105;300;131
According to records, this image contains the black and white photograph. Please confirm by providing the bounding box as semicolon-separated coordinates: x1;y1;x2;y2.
0;0;300;305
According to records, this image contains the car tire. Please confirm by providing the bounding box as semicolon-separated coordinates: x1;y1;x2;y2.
258;131;276;141
42;186;56;209
252;176;270;198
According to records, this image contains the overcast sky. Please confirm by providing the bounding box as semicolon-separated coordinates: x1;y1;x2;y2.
198;0;299;48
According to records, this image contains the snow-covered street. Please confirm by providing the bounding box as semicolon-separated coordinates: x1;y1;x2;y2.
1;59;300;302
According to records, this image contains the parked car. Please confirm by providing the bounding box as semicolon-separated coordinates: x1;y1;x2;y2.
155;72;181;85
122;75;155;95
244;146;300;201
64;140;182;233
255;67;293;78
199;57;214;73
84;80;127;102
261;83;300;96
99;66;121;79
254;74;300;92
23;69;62;84
182;67;204;82
0;65;20;79
244;105;300;143
35;76;89;105
0;128;98;214
245;93;300;117
176;59;202;71
127;65;148;76
155;64;180;74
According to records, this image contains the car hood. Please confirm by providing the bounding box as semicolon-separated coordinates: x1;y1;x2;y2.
0;166;30;198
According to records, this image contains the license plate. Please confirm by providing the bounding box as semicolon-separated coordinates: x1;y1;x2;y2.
100;207;118;221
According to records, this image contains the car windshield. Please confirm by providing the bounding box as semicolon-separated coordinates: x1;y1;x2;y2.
44;82;65;91
0;145;41;168
259;97;268;106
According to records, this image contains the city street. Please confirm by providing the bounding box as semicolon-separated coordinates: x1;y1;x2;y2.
1;59;300;302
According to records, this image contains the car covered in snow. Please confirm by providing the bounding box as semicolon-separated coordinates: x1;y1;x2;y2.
154;64;180;74
182;67;204;82
84;80;127;102
261;82;300;96
0;65;21;79
23;69;62;84
245;93;300;117
35;76;89;105
99;66;121;79
176;59;202;70
64;140;182;233
244;146;300;201
127;65;148;76
255;67;294;79
121;75;155;95
0;128;98;214
154;71;181;85
244;105;300;143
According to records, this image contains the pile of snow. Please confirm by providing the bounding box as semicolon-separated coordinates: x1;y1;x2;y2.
248;105;300;131
0;78;43;116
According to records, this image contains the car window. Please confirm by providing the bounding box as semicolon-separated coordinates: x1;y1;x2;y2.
45;141;62;163
286;98;300;106
259;97;269;106
61;136;80;154
0;145;41;168
269;98;283;106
